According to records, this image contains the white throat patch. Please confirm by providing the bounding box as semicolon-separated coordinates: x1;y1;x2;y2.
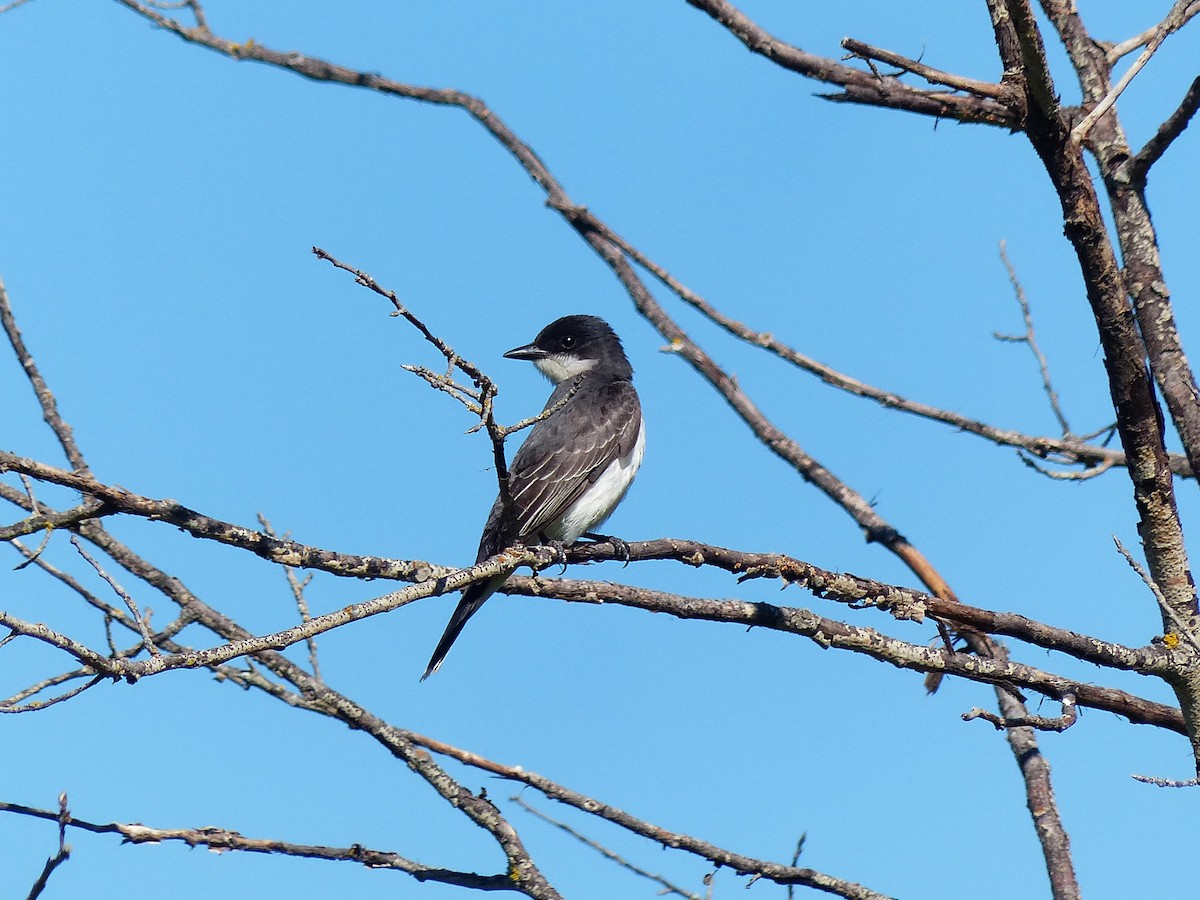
533;353;598;383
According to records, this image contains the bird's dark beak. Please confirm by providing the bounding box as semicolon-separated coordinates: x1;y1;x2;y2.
503;342;549;361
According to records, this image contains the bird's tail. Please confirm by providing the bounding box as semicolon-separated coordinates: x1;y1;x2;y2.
420;573;508;680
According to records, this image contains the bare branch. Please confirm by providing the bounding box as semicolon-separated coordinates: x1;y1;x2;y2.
0;675;105;714
1130;773;1200;787
69;536;160;658
1113;536;1200;654
0;458;443;583
841;38;1006;99
0;499;111;542
683;0;1016;126
312;248;522;517
565;203;1177;475
559;537;1166;676
144;0;207;31
996;241;1072;436
3;452;1178;718
1105;0;1200;62
1041;1;1200;504
1072;0;1198;143
1023;0;1198;673
1018;453;1115;481
401;365;484;415
0;0;36;17
505;573;1182;733
96;572;562;894
1130;75;1200;184
0;800;514;892
963;693;1079;731
24;793;71;900
412;736;890;900
995;688;1081;899
0;276;88;472
511;796;704;900
258;515;322;683
1;547;545;682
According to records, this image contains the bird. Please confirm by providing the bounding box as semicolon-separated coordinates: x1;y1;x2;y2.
421;314;645;679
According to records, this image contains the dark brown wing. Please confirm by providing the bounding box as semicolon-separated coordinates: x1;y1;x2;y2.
508;379;641;542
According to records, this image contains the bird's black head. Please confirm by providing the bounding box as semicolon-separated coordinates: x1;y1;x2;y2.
504;315;632;383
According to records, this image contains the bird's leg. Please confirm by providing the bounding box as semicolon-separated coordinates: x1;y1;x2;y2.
581;532;632;567
533;535;569;575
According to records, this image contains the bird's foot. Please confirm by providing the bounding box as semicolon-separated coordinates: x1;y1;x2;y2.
582;532;632;567
532;537;569;575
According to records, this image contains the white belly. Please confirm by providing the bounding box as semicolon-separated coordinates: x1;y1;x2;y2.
547;420;645;544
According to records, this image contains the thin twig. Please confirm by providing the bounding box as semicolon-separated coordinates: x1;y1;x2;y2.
311;248;519;509
401;365;484;415
258;515;322;682
1112;535;1200;653
0;0;35;15
996;241;1072;436
0;276;88;472
557;202;1176;476
1130;773;1200;787
493;377;582;439
145;0;208;31
9;536;151;630
1073;0;1196;143
841;38;1006;98
0;675;105;714
410;734;888;899
1018;453;1114;480
25;793;71;900
1106;0;1200;62
686;0;1015;125
962;693;1078;731
69;536;160;658
0;800;513;891
511;796;703;900
785;834;807;900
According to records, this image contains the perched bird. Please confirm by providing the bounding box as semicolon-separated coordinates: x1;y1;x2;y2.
422;315;645;679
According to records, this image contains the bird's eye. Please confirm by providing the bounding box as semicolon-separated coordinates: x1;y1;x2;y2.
560;335;576;350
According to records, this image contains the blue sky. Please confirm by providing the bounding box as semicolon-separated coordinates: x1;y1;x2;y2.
2;2;1198;898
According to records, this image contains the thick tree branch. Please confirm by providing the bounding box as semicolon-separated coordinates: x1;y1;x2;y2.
1035;0;1200;771
560;538;1168;673
24;4;1194;892
1;460;1175;685
1039;1;1200;511
2;452;881;895
2;472;558;892
502;574;1183;734
683;0;1016;126
996;689;1080;900
0;548;536;681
